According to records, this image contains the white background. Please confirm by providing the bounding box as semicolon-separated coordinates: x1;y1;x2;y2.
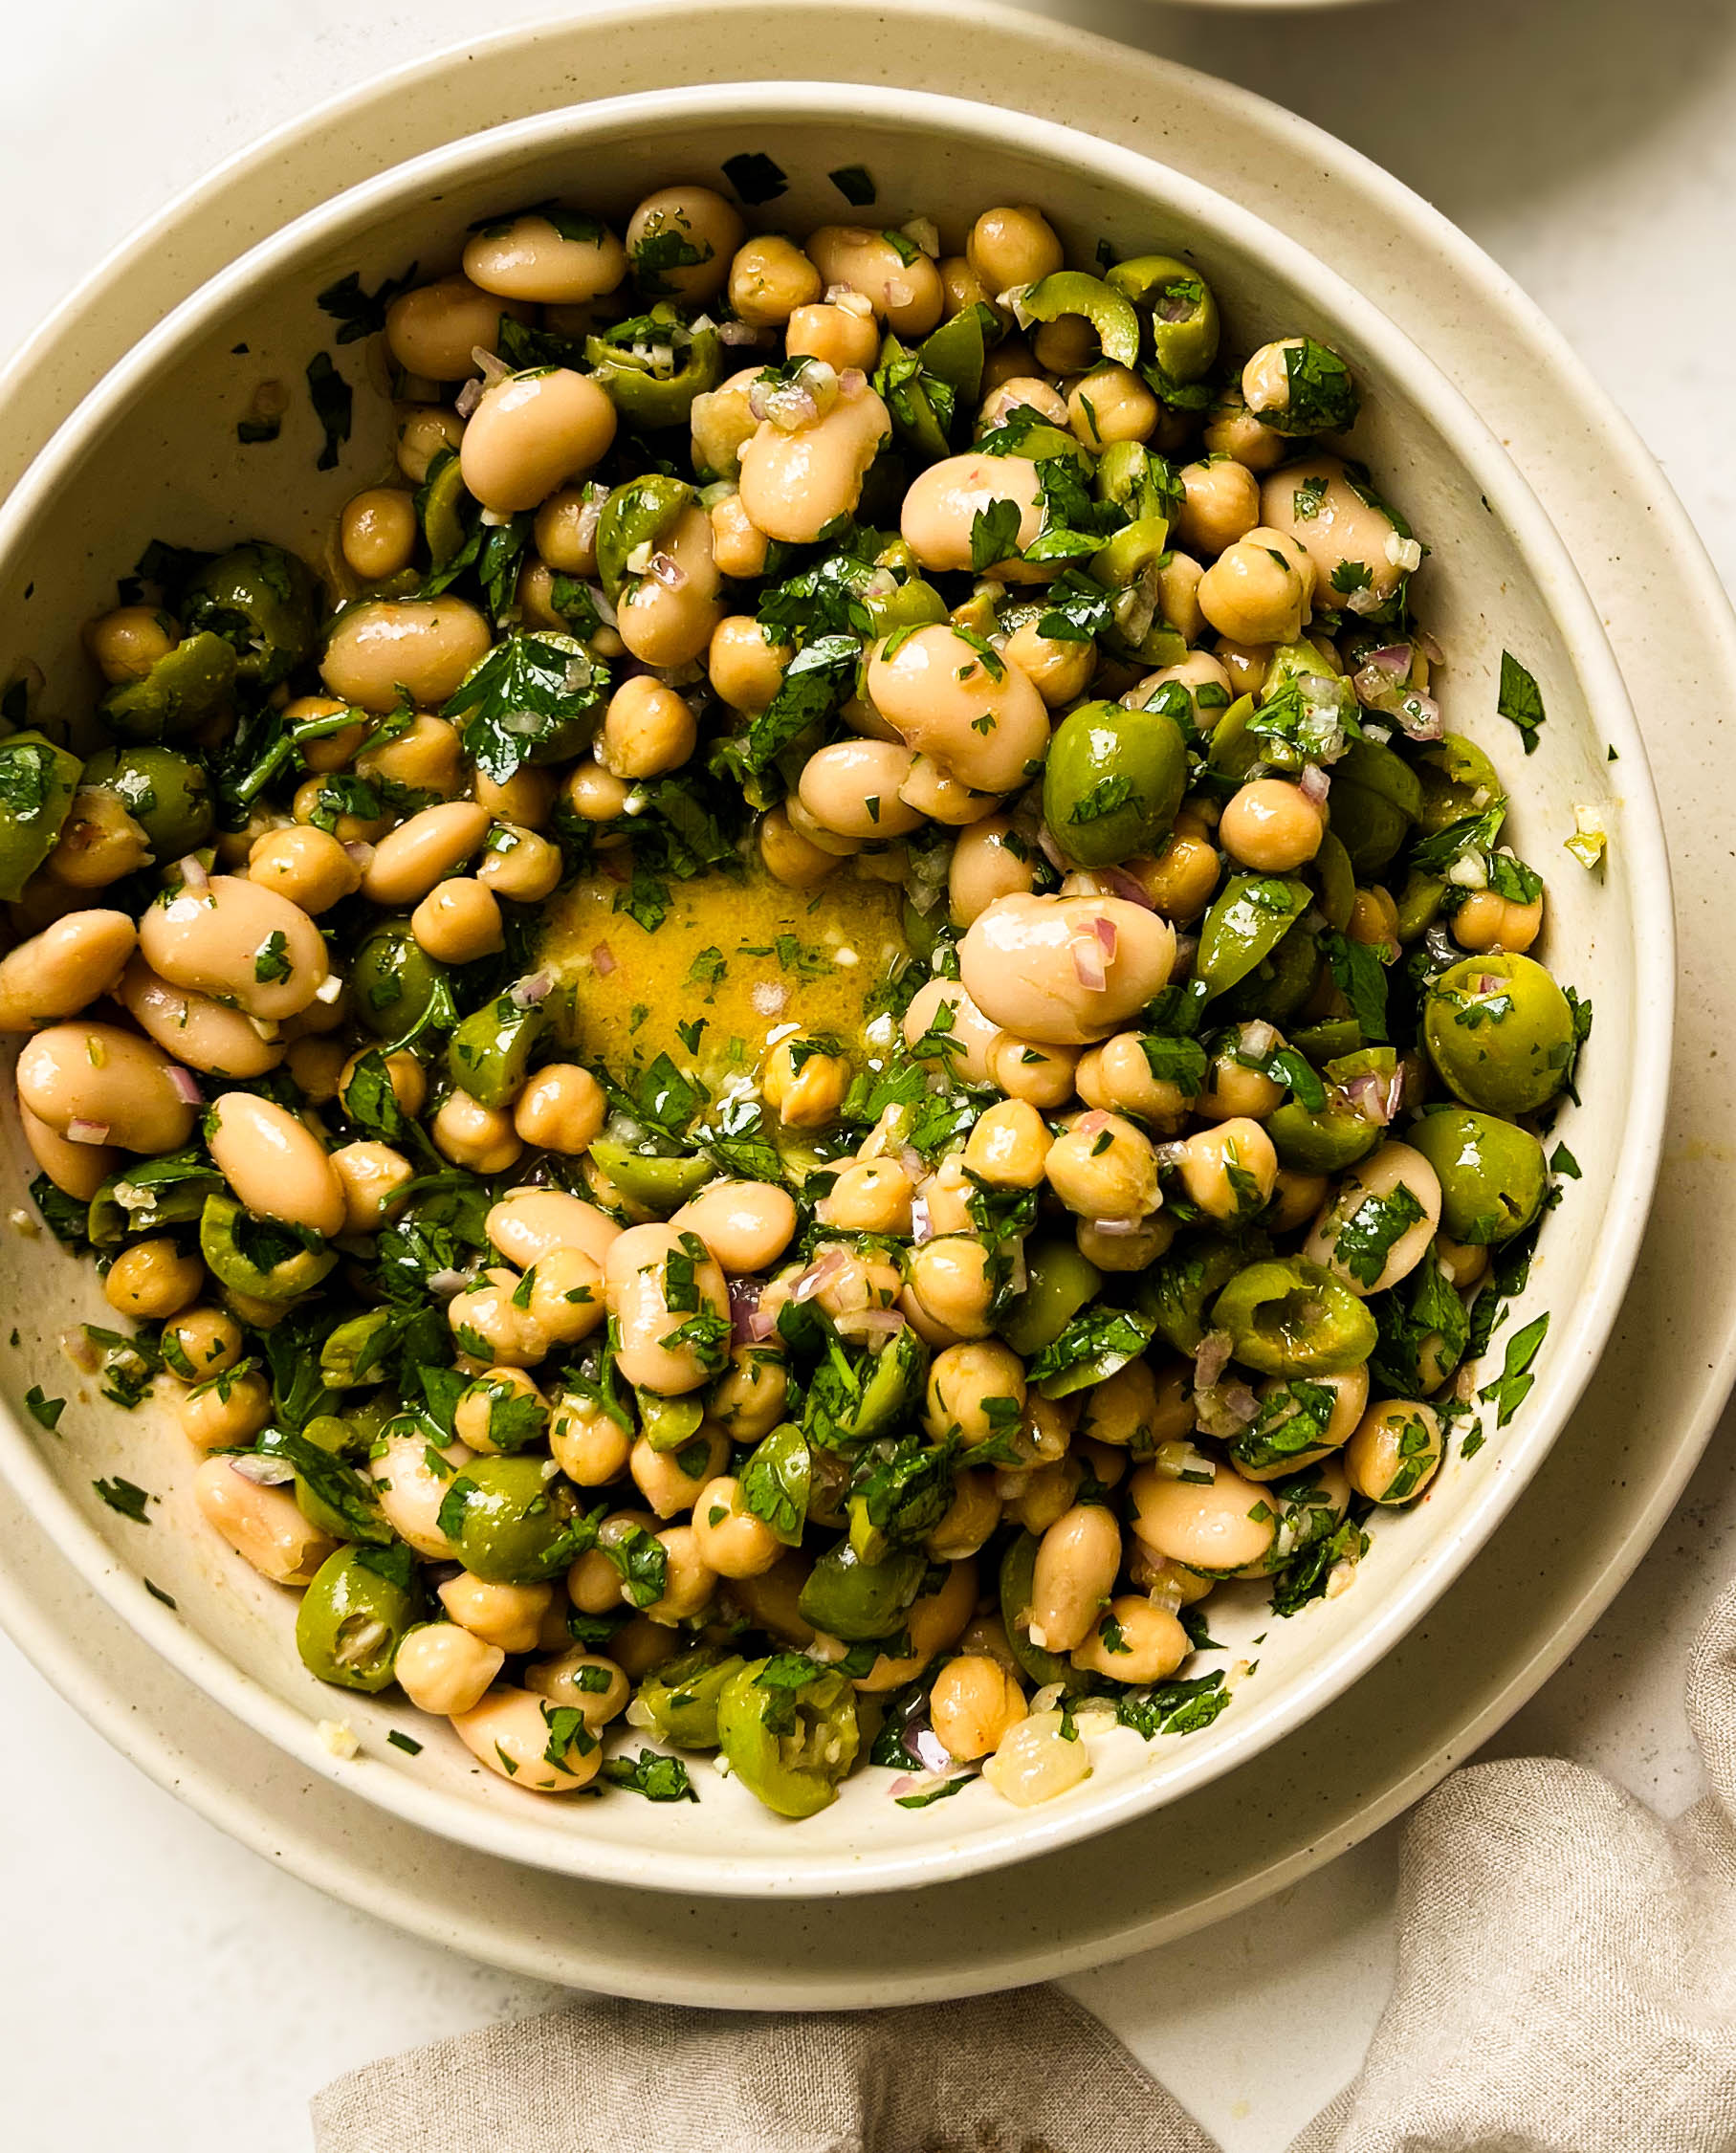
3;0;1734;2144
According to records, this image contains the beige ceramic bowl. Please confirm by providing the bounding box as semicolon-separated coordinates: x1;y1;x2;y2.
0;81;1671;1897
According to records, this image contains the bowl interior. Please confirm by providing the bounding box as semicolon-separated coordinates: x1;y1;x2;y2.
0;83;1670;1897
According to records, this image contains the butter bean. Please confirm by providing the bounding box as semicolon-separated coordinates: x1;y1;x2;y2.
670;1180;798;1275
866;624;1050;794
361;801;492;908
16;1021;197;1153
604;1221;729;1395
18;1102;117;1198
208;1091;345;1236
192;1456;338;1585
737;375;890;544
900;452;1044;574
797;738;925;840
958;892;1176;1045
119;958;284;1079
486;1186;620;1270
384;274;530;380
460;368;618;515
451;1687;602;1792
139;873;329;1020
463;213;628;305
319;598;492;714
0;911;134;1030
371;1428;473;1559
1130;1459;1276;1574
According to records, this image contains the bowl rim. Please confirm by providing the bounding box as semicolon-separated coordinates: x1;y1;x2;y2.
0;76;1675;1899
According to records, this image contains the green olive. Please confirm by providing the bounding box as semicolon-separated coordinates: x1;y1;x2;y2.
1211;1257;1378;1375
1407;1107;1549;1244
438;1454;583;1584
585;308;721;428
200;1192;339;1303
296;1545;423;1693
1308;829;1356;933
1393;867;1447;942
353;920;454;1044
0;731;82;902
1264;1087;1386;1175
921;305;989;406
587;1139;715;1213
319;1310;398;1390
1021;270;1142;369
1328;738;1422;876
447;992;548;1110
1000;1241;1102;1359
1094;440;1183;526
866;574;949;637
1105;254;1220;384
715;1657;860;1818
1422;953;1576;1117
1089;517;1171;595
89;1156;220;1246
595;474;694;601
80;746;214;859
634;1647;746;1749
180;541;321;688
1137;1232;1250;1355
636;1387;704;1453
796;1539;925;1642
733;1422;809;1544
98;632;238;745
818;1327;928;1448
1415;732;1505;834
1195;873;1310;1000
1043;699;1186;869
877;331;952;461
416;450;471;573
1217;919;1319;1026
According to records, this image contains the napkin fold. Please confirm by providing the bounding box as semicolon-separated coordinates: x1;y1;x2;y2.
313;1587;1736;2153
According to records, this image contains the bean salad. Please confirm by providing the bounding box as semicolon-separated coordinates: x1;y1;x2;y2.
3;173;1589;1816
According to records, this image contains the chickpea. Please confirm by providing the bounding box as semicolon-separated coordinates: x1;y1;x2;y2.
523;1649;630;1730
784;297;882;374
1214;638;1273;700
393;404;466;485
48;789;151;888
626;184;743;304
1176;1116;1278;1221
1079;1215;1175;1271
533;484;603;578
1045;1110;1160;1222
385;274;530;381
1220;778;1325;872
439;1572;553;1656
1452;889;1544;955
192;1456;337;1585
1200;382;1286;473
917;1153;976;1238
1348;886;1399;949
84;604;176;684
629;1421;729;1520
670;1179;797;1275
452;1689;602;1792
692;1474;782;1580
1195;1028;1286;1122
432;1090;523;1175
248;824;362;915
410;876;504;964
904;1235;996;1343
925;1339;1027;1447
174;1363;272;1451
549;1391;633;1486
328;1139;415;1234
804;226;943;337
394;1623;504;1718
963;1098;1052;1188
1437;1235;1489;1291
505;1064;602;1155
816;1156;915;1236
340;488;418;582
617;505;723;670
1347;1400;1445;1505
451;1366;547;1456
987;1032;1079;1109
564;758;631;827
336;1048;425;1126
598;674;697;780
758;802;838;889
1198;527;1314;646
981;1708;1091;1807
706;491;766;580
321;598;490;714
460;368;618;516
966;205;1065;296
1173;457;1262;559
103;1238;203;1322
1066;362;1158;451
463;212;627;306
708;616;789;714
931;1654;1027;1763
927;1470;1003;1563
1072;1595;1190;1683
978;376;1069;434
523;1248;606;1350
468;827;554;912
642;1524;717;1627
729;233;823;326
709;1343;790;1444
948;815;1036;930
1267;1167;1329;1235
1074;1033;1189;1132
761;1037;849;1130
161;1305;243;1384
284;1037;345;1104
473;765;558;830
1306;1141;1442;1295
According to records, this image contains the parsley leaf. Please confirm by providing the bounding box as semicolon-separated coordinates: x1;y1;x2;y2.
970;496;1023;571
602;1749;700;1802
828;165;876;206
1115;1671;1230;1739
304;352;352;472
1481;1310;1549;1427
24;1387;65;1432
1329;1184;1425;1289
93;1476;151;1524
443;629;607;781
721;152;787;205
1318;927;1390;1043
316;264;420;343
1497;651;1546;756
1025;1304;1155;1395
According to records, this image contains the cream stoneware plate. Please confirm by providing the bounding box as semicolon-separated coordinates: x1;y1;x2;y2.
0;72;1669;1899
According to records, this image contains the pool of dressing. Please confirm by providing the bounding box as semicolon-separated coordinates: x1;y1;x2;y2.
540;858;912;1083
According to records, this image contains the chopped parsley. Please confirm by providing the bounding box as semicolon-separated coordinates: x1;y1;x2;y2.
1497;651;1547;755
93;1476;151;1524
304;352;352;472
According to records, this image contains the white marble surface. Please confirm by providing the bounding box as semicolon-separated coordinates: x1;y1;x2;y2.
2;1;1733;2144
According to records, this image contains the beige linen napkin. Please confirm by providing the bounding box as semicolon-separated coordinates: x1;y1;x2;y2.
313;1588;1736;2153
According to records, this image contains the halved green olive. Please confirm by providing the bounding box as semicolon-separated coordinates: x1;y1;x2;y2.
1136;1232;1250;1355
1105;254;1220;384
353;921;454;1044
447;992;548;1110
635;1647;746;1749
81;746;214;860
585;308;721;428
296;1545;423;1693
200;1192;338;1303
1407;1107;1549;1244
796;1540;926;1642
587;1139;715;1213
1020;270;1142;369
180;541;320;688
1195;874;1310;1000
1211;1257;1378;1376
1415;733;1505;834
716;1656;860;1817
98;634;237;746
0;731;81;902
595;474;693;600
1000;1241;1102;1359
1042;699;1187;868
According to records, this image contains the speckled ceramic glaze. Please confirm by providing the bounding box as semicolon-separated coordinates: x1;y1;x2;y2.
0;8;1716;1975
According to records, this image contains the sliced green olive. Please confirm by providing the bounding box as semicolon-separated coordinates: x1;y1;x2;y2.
180;541;320;688
1000;1241;1102;1359
1328;738;1423;877
80;746;214;860
1020;270;1142;369
1211;1257;1378;1376
595;474;694;600
585;308;721;428
437;1455;584;1584
200;1192;339;1303
98;634;237;746
635;1647;746;1749
1095;440;1183;525
1105;254;1220;384
446;992;548;1110
918;305;988;405
0;731;81;902
716;1657;860;1818
796;1539;925;1641
296;1545;423;1693
1195;873;1311;1000
319;1309;399;1390
1136;1232;1250;1355
587;1139;715;1213
999;1529;1077;1689
416;450;471;573
876;331;953;461
1415;732;1505;834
